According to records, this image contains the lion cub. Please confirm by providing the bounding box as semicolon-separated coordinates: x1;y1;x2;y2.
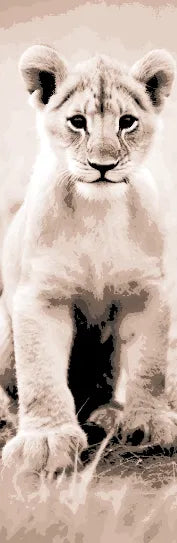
1;45;176;473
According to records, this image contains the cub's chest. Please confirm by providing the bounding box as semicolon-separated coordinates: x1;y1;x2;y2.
54;208;162;293
31;194;163;300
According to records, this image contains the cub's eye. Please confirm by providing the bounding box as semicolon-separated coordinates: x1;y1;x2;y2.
67;115;87;131
119;115;138;132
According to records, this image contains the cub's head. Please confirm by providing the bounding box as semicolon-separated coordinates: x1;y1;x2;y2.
19;45;175;191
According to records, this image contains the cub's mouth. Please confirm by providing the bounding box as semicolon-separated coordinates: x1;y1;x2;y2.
92;177;129;184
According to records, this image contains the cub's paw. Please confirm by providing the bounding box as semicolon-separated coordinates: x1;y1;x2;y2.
87;400;177;449
88;402;124;434
150;409;177;447
2;423;87;474
122;405;177;447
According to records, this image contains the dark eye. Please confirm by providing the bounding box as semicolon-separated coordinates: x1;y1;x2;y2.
119;115;138;131
67;115;87;131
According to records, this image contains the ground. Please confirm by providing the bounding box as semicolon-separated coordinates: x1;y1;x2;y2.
1;419;177;543
1;322;177;542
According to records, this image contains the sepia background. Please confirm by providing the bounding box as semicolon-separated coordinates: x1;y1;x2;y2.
1;2;177;542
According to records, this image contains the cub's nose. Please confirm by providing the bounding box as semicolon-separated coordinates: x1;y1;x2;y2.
88;160;118;178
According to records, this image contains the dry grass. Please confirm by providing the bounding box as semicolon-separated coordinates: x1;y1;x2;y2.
1;430;177;543
1;321;177;542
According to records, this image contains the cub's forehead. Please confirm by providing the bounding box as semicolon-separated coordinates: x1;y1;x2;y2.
50;55;150;114
73;57;125;114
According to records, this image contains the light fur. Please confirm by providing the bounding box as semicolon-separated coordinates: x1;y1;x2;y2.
1;45;177;473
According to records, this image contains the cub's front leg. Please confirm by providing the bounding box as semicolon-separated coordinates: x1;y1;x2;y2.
91;287;177;446
114;288;177;446
2;285;87;473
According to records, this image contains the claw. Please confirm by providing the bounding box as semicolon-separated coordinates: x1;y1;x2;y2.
88;403;123;434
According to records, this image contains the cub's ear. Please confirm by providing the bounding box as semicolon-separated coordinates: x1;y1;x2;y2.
19;44;68;108
131;49;175;111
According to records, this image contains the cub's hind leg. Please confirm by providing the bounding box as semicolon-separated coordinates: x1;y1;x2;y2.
166;319;177;417
0;295;17;442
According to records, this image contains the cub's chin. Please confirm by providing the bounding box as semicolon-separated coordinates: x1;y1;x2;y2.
75;177;129;200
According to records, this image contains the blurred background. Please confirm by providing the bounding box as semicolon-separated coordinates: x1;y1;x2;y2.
0;0;177;260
